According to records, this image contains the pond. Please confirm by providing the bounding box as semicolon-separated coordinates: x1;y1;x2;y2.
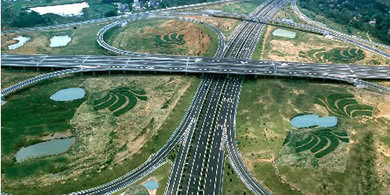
144;180;159;190
50;88;85;101
8;36;31;50
15;137;75;162
272;28;297;39
28;2;89;17
290;114;337;128
50;35;72;48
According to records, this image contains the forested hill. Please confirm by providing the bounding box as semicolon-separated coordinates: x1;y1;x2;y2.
298;0;390;44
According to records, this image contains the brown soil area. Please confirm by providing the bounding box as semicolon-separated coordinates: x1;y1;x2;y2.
183;16;238;37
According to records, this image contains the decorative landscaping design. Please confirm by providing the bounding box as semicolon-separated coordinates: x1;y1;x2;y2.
154;32;185;47
283;128;349;158
315;93;373;118
299;47;365;63
92;87;147;116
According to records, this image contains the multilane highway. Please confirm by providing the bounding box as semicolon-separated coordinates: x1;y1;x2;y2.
167;0;289;194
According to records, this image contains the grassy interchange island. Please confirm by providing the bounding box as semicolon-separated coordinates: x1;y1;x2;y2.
1;0;390;195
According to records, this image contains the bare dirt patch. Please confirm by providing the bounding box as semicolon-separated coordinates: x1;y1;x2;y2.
183;16;238;37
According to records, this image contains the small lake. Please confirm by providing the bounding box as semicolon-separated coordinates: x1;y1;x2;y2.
29;2;89;17
8;36;31;50
50;88;85;101
15;137;75;162
281;18;294;23
290;114;337;128
144;180;159;190
50;35;72;47
272;28;297;39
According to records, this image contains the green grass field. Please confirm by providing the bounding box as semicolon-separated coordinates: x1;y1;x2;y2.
1;70;200;194
218;0;265;14
2;75;86;178
222;160;253;194
105;18;218;57
2;23;110;55
235;77;387;194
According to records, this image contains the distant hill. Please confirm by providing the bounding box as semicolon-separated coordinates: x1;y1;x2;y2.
299;0;390;44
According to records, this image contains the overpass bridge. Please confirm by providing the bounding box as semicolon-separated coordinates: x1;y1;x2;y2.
2;54;390;98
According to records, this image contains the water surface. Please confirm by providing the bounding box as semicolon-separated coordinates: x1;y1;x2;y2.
8;36;31;50
50;88;85;101
290;114;337;128
144;180;159;190
15;137;75;162
50;35;72;47
29;2;89;16
272;28;297;39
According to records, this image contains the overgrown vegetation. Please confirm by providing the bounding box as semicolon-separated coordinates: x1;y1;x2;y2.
222;160;253;195
298;0;390;44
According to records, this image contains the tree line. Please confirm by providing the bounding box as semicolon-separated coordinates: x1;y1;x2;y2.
299;0;390;44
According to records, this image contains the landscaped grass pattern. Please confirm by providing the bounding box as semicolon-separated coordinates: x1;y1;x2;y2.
299;47;365;63
316;93;373;118
93;87;147;116
283;128;349;158
154;33;185;48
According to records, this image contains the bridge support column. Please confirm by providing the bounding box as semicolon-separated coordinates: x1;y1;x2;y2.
93;71;96;76
36;67;40;71
23;66;25;72
123;70;126;75
108;70;111;75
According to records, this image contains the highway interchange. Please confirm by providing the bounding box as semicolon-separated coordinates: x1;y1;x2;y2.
1;0;390;195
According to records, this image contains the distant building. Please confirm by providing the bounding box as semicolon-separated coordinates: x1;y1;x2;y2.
368;19;376;26
149;0;161;8
133;0;142;10
117;3;130;13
